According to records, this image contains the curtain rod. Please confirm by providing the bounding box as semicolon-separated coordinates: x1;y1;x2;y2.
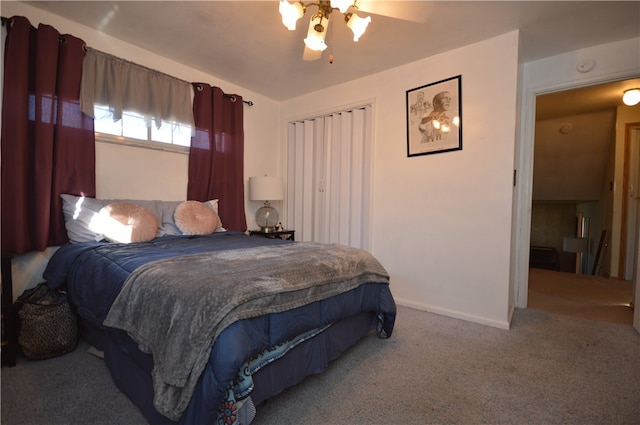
193;84;254;106
84;46;254;107
225;94;254;107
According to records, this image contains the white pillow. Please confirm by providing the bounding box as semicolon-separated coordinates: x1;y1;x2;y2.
98;203;159;243
204;199;226;233
60;194;108;243
174;201;219;235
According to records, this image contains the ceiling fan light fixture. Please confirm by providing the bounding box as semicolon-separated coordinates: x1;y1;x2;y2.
330;0;353;13
304;14;329;51
345;12;371;41
279;0;304;30
280;0;373;60
622;88;640;106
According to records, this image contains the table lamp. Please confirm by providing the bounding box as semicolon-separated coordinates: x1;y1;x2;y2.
249;176;284;232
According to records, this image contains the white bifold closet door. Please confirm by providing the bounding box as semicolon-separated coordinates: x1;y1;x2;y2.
286;105;372;250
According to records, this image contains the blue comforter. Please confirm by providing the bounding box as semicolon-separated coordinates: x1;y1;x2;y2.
44;232;396;424
45;233;288;324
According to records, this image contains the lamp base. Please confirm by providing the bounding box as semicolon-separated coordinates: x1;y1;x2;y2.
259;226;278;233
255;202;279;232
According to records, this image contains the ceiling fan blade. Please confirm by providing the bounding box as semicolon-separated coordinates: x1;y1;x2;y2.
303;46;323;61
353;0;429;23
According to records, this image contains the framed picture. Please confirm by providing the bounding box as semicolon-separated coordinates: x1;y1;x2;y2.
406;75;462;157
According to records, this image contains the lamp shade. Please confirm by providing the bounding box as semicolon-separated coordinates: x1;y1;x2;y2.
249;176;284;201
330;0;352;13
304;14;329;51
346;13;371;42
279;0;304;30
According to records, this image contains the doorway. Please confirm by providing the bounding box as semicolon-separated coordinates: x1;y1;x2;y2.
527;80;639;324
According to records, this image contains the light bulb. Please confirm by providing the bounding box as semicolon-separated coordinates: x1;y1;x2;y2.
622;88;640;106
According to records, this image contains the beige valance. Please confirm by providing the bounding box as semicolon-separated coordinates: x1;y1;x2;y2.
80;47;195;129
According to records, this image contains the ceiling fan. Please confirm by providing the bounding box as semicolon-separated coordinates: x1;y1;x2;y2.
278;0;427;62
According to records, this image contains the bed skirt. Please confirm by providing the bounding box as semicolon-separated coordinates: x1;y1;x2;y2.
91;311;379;424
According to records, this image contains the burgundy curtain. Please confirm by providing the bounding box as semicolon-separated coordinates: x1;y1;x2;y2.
1;16;95;254
188;84;246;231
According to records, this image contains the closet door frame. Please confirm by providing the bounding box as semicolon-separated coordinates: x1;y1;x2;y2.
285;105;373;250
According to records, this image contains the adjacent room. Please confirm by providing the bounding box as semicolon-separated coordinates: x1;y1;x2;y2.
528;79;640;325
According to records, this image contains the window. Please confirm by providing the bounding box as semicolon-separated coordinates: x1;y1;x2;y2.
93;105;191;151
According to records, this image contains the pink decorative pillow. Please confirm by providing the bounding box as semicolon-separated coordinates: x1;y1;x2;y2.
98;203;159;243
174;201;219;235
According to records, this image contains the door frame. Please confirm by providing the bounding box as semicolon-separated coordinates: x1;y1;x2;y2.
513;72;639;312
620;123;640;279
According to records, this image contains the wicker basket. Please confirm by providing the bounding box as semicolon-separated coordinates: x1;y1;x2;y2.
16;284;78;360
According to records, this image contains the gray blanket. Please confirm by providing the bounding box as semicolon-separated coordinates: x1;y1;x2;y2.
103;242;390;420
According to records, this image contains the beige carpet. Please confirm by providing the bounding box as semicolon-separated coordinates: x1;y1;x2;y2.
4;306;640;425
528;267;634;325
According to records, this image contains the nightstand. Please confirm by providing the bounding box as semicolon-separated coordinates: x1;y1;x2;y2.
249;230;295;241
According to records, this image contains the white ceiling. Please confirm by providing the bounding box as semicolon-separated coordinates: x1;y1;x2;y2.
18;1;640;102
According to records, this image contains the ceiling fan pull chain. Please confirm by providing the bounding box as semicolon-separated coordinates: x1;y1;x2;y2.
329;18;334;64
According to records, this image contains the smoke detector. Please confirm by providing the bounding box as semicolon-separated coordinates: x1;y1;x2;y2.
559;123;574;134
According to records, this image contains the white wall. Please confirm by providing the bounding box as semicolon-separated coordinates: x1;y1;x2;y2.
282;32;521;329
96;142;188;200
514;37;640;308
3;2;283;298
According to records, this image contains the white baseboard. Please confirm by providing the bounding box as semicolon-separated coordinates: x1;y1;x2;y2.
394;298;511;330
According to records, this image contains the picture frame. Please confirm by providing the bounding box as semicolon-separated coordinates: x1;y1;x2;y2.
406;75;462;157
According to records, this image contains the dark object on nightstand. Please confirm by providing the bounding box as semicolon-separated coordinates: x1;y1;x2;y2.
2;255;18;367
249;230;295;241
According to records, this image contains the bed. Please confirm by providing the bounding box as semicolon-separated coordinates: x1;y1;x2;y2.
43;195;396;425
